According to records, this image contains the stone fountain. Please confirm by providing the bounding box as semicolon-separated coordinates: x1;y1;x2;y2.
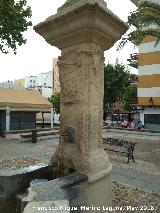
24;0;128;211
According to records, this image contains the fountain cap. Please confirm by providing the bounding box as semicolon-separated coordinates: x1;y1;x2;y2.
58;0;107;13
34;0;128;50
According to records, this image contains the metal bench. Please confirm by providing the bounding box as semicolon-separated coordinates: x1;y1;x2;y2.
103;138;135;164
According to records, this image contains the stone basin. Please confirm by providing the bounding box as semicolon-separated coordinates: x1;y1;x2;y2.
0;164;53;213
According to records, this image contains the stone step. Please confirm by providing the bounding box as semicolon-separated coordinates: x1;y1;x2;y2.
20;130;59;138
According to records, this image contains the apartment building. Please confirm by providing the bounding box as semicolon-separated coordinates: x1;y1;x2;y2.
132;0;160;130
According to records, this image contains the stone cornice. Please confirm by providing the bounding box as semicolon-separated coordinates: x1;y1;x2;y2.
58;0;107;13
130;0;139;6
35;0;127;32
34;2;128;50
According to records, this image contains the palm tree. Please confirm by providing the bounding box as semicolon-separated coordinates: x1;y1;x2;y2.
117;0;160;50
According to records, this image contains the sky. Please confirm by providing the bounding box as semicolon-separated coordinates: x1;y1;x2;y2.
0;0;137;83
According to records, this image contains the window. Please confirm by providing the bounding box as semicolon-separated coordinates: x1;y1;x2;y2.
144;114;160;124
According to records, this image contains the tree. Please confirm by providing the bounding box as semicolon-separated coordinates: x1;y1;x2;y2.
122;84;137;111
48;92;60;114
0;0;32;54
104;63;130;111
117;0;160;50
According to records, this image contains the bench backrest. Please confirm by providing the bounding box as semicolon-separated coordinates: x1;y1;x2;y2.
103;138;135;150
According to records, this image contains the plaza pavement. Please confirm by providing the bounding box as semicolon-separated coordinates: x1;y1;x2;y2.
0;129;160;194
103;128;160;141
103;128;160;194
112;165;160;194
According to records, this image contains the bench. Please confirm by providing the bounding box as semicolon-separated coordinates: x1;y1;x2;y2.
103;138;135;164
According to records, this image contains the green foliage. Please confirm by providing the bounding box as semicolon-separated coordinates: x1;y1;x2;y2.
117;0;160;50
0;0;32;54
129;1;160;45
48;92;60;114
104;63;130;110
127;62;138;69
122;84;137;111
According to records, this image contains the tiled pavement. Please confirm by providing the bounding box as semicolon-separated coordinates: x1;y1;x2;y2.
112;165;160;194
103;129;160;141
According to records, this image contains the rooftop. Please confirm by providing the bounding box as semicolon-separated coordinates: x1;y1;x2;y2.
0;88;52;112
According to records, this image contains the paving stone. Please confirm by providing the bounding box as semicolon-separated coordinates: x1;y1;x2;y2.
112;174;131;185
112;167;160;194
143;183;160;194
128;177;151;188
112;166;128;176
150;176;160;185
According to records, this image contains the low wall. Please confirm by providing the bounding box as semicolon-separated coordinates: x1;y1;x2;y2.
0;165;53;213
0;165;52;199
22;172;88;213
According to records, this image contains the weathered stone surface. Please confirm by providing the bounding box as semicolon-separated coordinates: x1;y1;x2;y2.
0;165;52;199
34;0;128;211
57;0;107;14
34;0;128;175
23;172;87;201
34;0;127;50
130;0;139;6
57;42;112;175
22;172;88;212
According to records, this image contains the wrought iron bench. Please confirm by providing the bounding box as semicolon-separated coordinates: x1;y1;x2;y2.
103;138;135;164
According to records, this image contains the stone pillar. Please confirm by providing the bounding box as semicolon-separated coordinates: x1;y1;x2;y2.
130;0;139;6
6;106;10;132
50;107;54;129
34;0;127;209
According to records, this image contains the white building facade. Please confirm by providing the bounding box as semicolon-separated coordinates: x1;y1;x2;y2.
24;76;37;88
36;71;52;88
24;71;53;98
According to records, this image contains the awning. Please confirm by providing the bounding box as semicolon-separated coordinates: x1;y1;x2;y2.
0;88;52;112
